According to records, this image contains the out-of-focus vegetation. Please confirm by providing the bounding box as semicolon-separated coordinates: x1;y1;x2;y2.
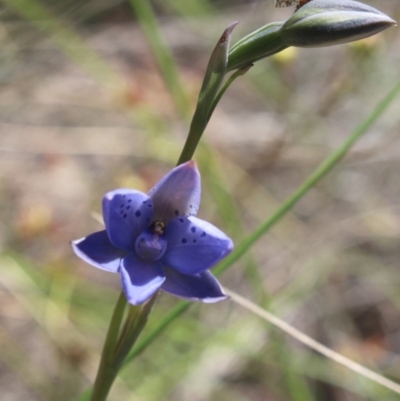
0;0;400;400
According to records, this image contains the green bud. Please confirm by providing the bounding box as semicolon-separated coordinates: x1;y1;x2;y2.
196;21;238;119
178;22;238;164
227;21;287;71
281;0;396;48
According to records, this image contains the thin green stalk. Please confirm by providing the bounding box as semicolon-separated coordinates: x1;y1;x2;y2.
89;292;127;401
214;80;400;276
123;301;191;366
206;64;253;122
177;22;238;165
177;116;206;165
113;294;158;368
102;292;128;359
113;302;141;354
202;150;312;396
89;362;118;401
87;294;157;401
128;0;189;119
198;150;269;305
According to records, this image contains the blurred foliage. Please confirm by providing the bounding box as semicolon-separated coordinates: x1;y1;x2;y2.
0;0;400;400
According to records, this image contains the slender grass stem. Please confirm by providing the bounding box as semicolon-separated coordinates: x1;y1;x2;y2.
89;292;127;401
206;64;253;123
214;80;400;276
112;295;158;368
225;288;400;394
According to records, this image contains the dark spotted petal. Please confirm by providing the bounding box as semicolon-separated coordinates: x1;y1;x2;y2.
102;189;153;252
148;161;201;224
161;268;227;303
120;252;165;305
163;216;233;275
71;230;124;272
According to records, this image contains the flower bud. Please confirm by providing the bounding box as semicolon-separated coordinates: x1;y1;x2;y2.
227;22;287;71
281;0;396;48
193;22;238;122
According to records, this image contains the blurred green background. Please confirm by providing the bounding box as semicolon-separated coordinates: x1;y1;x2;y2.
1;0;400;400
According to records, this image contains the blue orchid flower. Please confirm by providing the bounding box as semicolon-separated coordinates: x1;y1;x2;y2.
72;161;233;305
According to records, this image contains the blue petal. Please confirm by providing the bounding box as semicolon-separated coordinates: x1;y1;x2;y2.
120;252;165;305
148;161;201;224
71;230;124;272
161;268;227;303
102;189;154;252
163;216;234;274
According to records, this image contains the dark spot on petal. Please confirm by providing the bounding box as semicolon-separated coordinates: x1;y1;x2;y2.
201;232;206;237
127;206;130;210
123;195;126;199
181;238;187;244
128;199;132;203
193;239;197;243
174;210;179;216
179;218;184;223
120;204;124;208
191;226;196;233
135;210;141;217
190;204;193;208
123;213;127;219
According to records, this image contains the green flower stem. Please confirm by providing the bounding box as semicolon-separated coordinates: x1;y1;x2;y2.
112;294;158;368
178;51;248;165
177;117;206;165
177;64;252;165
207;65;253;123
102;292;128;359
124;300;191;365
88;293;158;401
89;292;127;401
89;361;118;401
177;22;238;165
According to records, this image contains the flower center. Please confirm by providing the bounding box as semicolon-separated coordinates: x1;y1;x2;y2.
134;222;167;262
